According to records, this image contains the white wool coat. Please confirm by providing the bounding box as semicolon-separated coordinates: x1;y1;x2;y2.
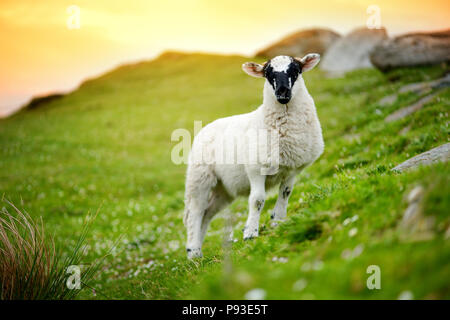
185;76;324;201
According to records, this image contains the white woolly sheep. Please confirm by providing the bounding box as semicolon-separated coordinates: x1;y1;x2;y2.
184;54;324;259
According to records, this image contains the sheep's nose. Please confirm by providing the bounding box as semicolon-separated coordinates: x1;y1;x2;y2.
276;86;291;104
276;86;289;97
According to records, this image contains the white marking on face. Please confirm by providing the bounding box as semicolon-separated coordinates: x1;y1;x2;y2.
288;77;292;89
273;79;277;89
270;56;292;73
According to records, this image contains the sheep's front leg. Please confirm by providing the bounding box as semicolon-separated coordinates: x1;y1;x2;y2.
271;173;296;221
244;173;266;240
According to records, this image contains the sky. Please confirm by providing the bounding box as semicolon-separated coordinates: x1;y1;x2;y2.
0;0;449;116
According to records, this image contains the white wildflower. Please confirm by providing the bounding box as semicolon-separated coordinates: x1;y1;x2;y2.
348;227;358;237
313;260;324;270
292;279;308;292
245;288;267;300
301;262;312;272
341;244;364;260
398;290;414;300
168;240;180;251
353;244;364;257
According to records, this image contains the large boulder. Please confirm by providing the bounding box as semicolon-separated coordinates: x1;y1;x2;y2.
370;29;450;71
320;27;388;76
255;28;340;58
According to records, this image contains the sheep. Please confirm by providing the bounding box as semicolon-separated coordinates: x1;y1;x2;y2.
184;54;324;259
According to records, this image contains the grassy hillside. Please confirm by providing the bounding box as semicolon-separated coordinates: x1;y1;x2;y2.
0;51;449;299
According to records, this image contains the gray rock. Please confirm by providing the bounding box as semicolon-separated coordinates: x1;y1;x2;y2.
401;202;422;228
384;90;442;122
399;73;450;94
399;185;435;241
320;27;388;76
377;73;450;107
392;143;450;172
399;125;411;135
256;28;341;58
370;29;450;71
378;94;398;106
407;185;424;204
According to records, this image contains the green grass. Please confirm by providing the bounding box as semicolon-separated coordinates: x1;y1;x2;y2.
0;51;449;299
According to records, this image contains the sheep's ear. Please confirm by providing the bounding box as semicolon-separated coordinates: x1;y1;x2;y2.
295;53;320;72
242;62;265;78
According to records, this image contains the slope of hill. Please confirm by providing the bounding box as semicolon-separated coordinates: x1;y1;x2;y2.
0;52;449;299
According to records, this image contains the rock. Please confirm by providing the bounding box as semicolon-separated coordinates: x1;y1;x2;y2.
393;73;450;105
256;28;340;58
399;185;435;241
378;94;397;106
401;202;422;227
392;143;450;172
384;90;442;122
320;27;388;76
398;73;450;94
433;73;450;89
370;29;450;71
377;73;450;107
399;125;411;135
407;186;424;203
400;186;424;228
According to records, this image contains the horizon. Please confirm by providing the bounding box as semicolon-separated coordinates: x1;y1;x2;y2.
1;0;449;117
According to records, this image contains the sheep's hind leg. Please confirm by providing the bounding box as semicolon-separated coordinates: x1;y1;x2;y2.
200;186;231;244
185;195;209;259
185;167;217;259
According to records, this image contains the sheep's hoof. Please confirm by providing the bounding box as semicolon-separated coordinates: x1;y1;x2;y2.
186;248;203;259
243;227;258;240
270;218;285;227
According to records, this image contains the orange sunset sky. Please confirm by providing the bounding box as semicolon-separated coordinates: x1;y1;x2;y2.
0;0;449;116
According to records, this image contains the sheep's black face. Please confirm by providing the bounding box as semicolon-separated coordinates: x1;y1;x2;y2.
264;56;302;104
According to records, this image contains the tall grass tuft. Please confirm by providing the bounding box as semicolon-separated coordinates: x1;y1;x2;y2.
0;199;103;300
